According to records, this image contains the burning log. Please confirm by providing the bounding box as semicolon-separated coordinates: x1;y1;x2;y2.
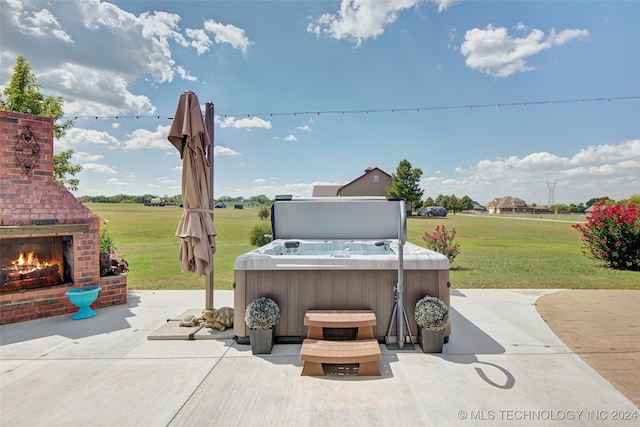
1;264;63;294
7;263;60;281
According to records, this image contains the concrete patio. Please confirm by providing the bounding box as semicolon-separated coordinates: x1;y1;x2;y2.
1;289;637;426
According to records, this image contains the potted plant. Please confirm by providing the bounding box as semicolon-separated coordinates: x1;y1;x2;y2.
65;286;102;320
414;296;449;353
245;297;281;354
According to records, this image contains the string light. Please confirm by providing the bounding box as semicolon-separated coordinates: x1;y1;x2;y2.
62;95;638;121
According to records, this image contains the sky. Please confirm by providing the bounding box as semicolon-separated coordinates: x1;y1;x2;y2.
1;0;639;206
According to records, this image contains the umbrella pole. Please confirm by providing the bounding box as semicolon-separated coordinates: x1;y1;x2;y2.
205;102;215;311
385;200;415;349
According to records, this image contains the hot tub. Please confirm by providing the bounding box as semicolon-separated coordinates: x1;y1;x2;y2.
233;198;451;344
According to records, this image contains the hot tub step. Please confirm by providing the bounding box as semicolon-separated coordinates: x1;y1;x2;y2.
300;338;381;376
304;310;376;340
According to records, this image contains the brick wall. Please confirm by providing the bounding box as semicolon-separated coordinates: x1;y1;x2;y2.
0;276;127;324
0;110;127;324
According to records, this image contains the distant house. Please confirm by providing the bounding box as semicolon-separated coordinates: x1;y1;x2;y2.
311;185;342;197
585;204;597;216
312;167;392;198
471;200;486;212
486;196;533;214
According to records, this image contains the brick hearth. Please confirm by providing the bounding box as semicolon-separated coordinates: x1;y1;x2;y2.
0;110;127;324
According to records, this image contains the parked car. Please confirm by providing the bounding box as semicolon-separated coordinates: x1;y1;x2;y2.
215;202;227;208
417;206;447;217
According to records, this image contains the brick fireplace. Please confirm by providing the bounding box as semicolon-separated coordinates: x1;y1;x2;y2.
0;110;127;324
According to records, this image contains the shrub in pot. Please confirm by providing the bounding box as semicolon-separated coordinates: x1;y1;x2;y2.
414;296;448;353
245;297;280;354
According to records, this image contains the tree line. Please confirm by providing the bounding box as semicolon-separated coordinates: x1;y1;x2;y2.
78;194;182;205
419;194;475;212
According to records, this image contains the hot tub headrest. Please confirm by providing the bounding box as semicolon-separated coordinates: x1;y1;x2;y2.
271;198;406;241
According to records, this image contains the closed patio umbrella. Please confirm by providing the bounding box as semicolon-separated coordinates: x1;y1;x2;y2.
168;91;217;284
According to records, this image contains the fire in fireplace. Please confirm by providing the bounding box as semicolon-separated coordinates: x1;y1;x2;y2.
0;236;73;294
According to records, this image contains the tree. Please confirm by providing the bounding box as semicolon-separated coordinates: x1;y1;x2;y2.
435;194;450;210
459;195;473;211
53;149;83;191
423;196;435;207
1;56;74;139
449;194;460;214
585;196;613;208
619;194;640;205
387;159;424;213
567;203;585;213
250;195;271;205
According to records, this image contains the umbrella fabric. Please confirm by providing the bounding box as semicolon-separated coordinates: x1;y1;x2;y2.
168;91;216;275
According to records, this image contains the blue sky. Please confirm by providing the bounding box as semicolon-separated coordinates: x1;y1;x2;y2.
1;0;639;205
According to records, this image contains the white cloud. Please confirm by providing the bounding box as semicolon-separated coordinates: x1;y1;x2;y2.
124;124;172;150
307;0;459;46
309;0;426;47
570;140;640;165
218;116;272;130
12;5;73;43
214;146;240;156
296;125;312;132
175;65;198;82
0;0;248;116
185;27;212;55
203;19;252;54
253;177;279;184
420;139;640;204
283;134;298;142
43;64;156;116
58;128;120;148
158;176;177;184
73;151;104;162
83;163;118;174
432;0;459;13
107;177;130;185
460;24;589;77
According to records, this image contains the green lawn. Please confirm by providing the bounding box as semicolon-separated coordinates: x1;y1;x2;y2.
86;203;639;291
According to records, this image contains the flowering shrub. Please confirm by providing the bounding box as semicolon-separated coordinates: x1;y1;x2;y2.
414;296;449;331
423;225;461;263
572;201;640;271
245;297;281;330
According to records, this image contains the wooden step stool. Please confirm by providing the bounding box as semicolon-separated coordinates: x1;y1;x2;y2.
304;310;377;340
300;339;381;376
300;310;381;376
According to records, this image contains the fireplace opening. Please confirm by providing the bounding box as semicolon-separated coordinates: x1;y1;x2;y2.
0;236;73;294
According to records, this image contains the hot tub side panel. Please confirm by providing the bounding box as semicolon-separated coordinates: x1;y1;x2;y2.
234;269;450;342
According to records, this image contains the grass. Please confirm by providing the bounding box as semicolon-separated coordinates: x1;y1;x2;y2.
86;203;639;291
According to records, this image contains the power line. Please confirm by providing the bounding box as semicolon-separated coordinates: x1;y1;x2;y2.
63;95;639;121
